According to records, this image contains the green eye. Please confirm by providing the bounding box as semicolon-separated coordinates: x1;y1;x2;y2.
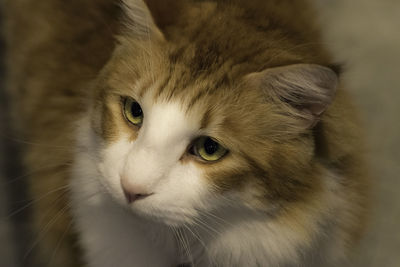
192;137;228;162
123;98;143;126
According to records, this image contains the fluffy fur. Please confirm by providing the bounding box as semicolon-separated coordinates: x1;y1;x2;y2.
2;0;370;266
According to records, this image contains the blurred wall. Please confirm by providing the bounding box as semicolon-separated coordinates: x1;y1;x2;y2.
315;1;400;266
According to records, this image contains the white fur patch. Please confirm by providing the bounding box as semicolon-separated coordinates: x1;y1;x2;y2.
94;101;213;225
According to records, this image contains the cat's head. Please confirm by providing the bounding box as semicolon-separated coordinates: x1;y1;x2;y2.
79;0;338;226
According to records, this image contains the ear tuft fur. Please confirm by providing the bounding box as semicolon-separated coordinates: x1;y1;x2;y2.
121;0;163;39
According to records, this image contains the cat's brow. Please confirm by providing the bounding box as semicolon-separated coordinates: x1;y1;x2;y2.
200;108;212;130
186;87;209;111
138;76;155;99
154;68;173;98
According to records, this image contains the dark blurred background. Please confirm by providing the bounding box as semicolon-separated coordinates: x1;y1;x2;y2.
1;0;400;266
0;8;35;266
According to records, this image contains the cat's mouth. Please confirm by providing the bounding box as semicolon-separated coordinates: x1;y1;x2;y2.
123;191;154;203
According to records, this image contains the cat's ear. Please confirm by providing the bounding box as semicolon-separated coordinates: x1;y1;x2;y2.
121;0;164;40
247;64;338;129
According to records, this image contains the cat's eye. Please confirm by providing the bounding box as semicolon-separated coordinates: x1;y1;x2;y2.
191;136;228;162
123;97;143;126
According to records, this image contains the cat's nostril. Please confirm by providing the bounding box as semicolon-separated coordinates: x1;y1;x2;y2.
123;190;151;203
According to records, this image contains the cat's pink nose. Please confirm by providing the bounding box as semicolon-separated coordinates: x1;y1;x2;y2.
120;178;152;203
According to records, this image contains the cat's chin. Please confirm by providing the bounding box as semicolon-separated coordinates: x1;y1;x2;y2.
138;213;193;227
126;202;199;227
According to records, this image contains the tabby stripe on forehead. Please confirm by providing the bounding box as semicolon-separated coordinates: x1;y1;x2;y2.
213;72;230;88
186;87;210;111
200;108;213;129
234;46;270;67
186;74;228;114
164;69;190;101
154;67;173;98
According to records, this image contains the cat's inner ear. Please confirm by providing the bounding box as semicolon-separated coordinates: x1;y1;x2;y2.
121;0;164;40
247;64;339;128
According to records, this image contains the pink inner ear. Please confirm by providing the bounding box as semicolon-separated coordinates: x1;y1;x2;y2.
249;63;338;116
244;64;338;130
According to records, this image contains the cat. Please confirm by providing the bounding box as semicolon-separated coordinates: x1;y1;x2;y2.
2;0;370;266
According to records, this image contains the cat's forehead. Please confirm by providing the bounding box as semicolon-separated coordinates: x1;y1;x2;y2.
107;51;248;120
142;98;201;138
102;40;275;148
139;79;226;138
109;38;243;100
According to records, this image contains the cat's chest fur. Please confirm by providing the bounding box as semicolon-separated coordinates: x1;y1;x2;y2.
71;173;336;267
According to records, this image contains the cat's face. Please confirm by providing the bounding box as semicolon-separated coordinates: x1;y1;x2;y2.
78;34;337;227
76;0;338;226
85;40;274;226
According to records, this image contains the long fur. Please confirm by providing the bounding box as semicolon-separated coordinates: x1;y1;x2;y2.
2;0;370;266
